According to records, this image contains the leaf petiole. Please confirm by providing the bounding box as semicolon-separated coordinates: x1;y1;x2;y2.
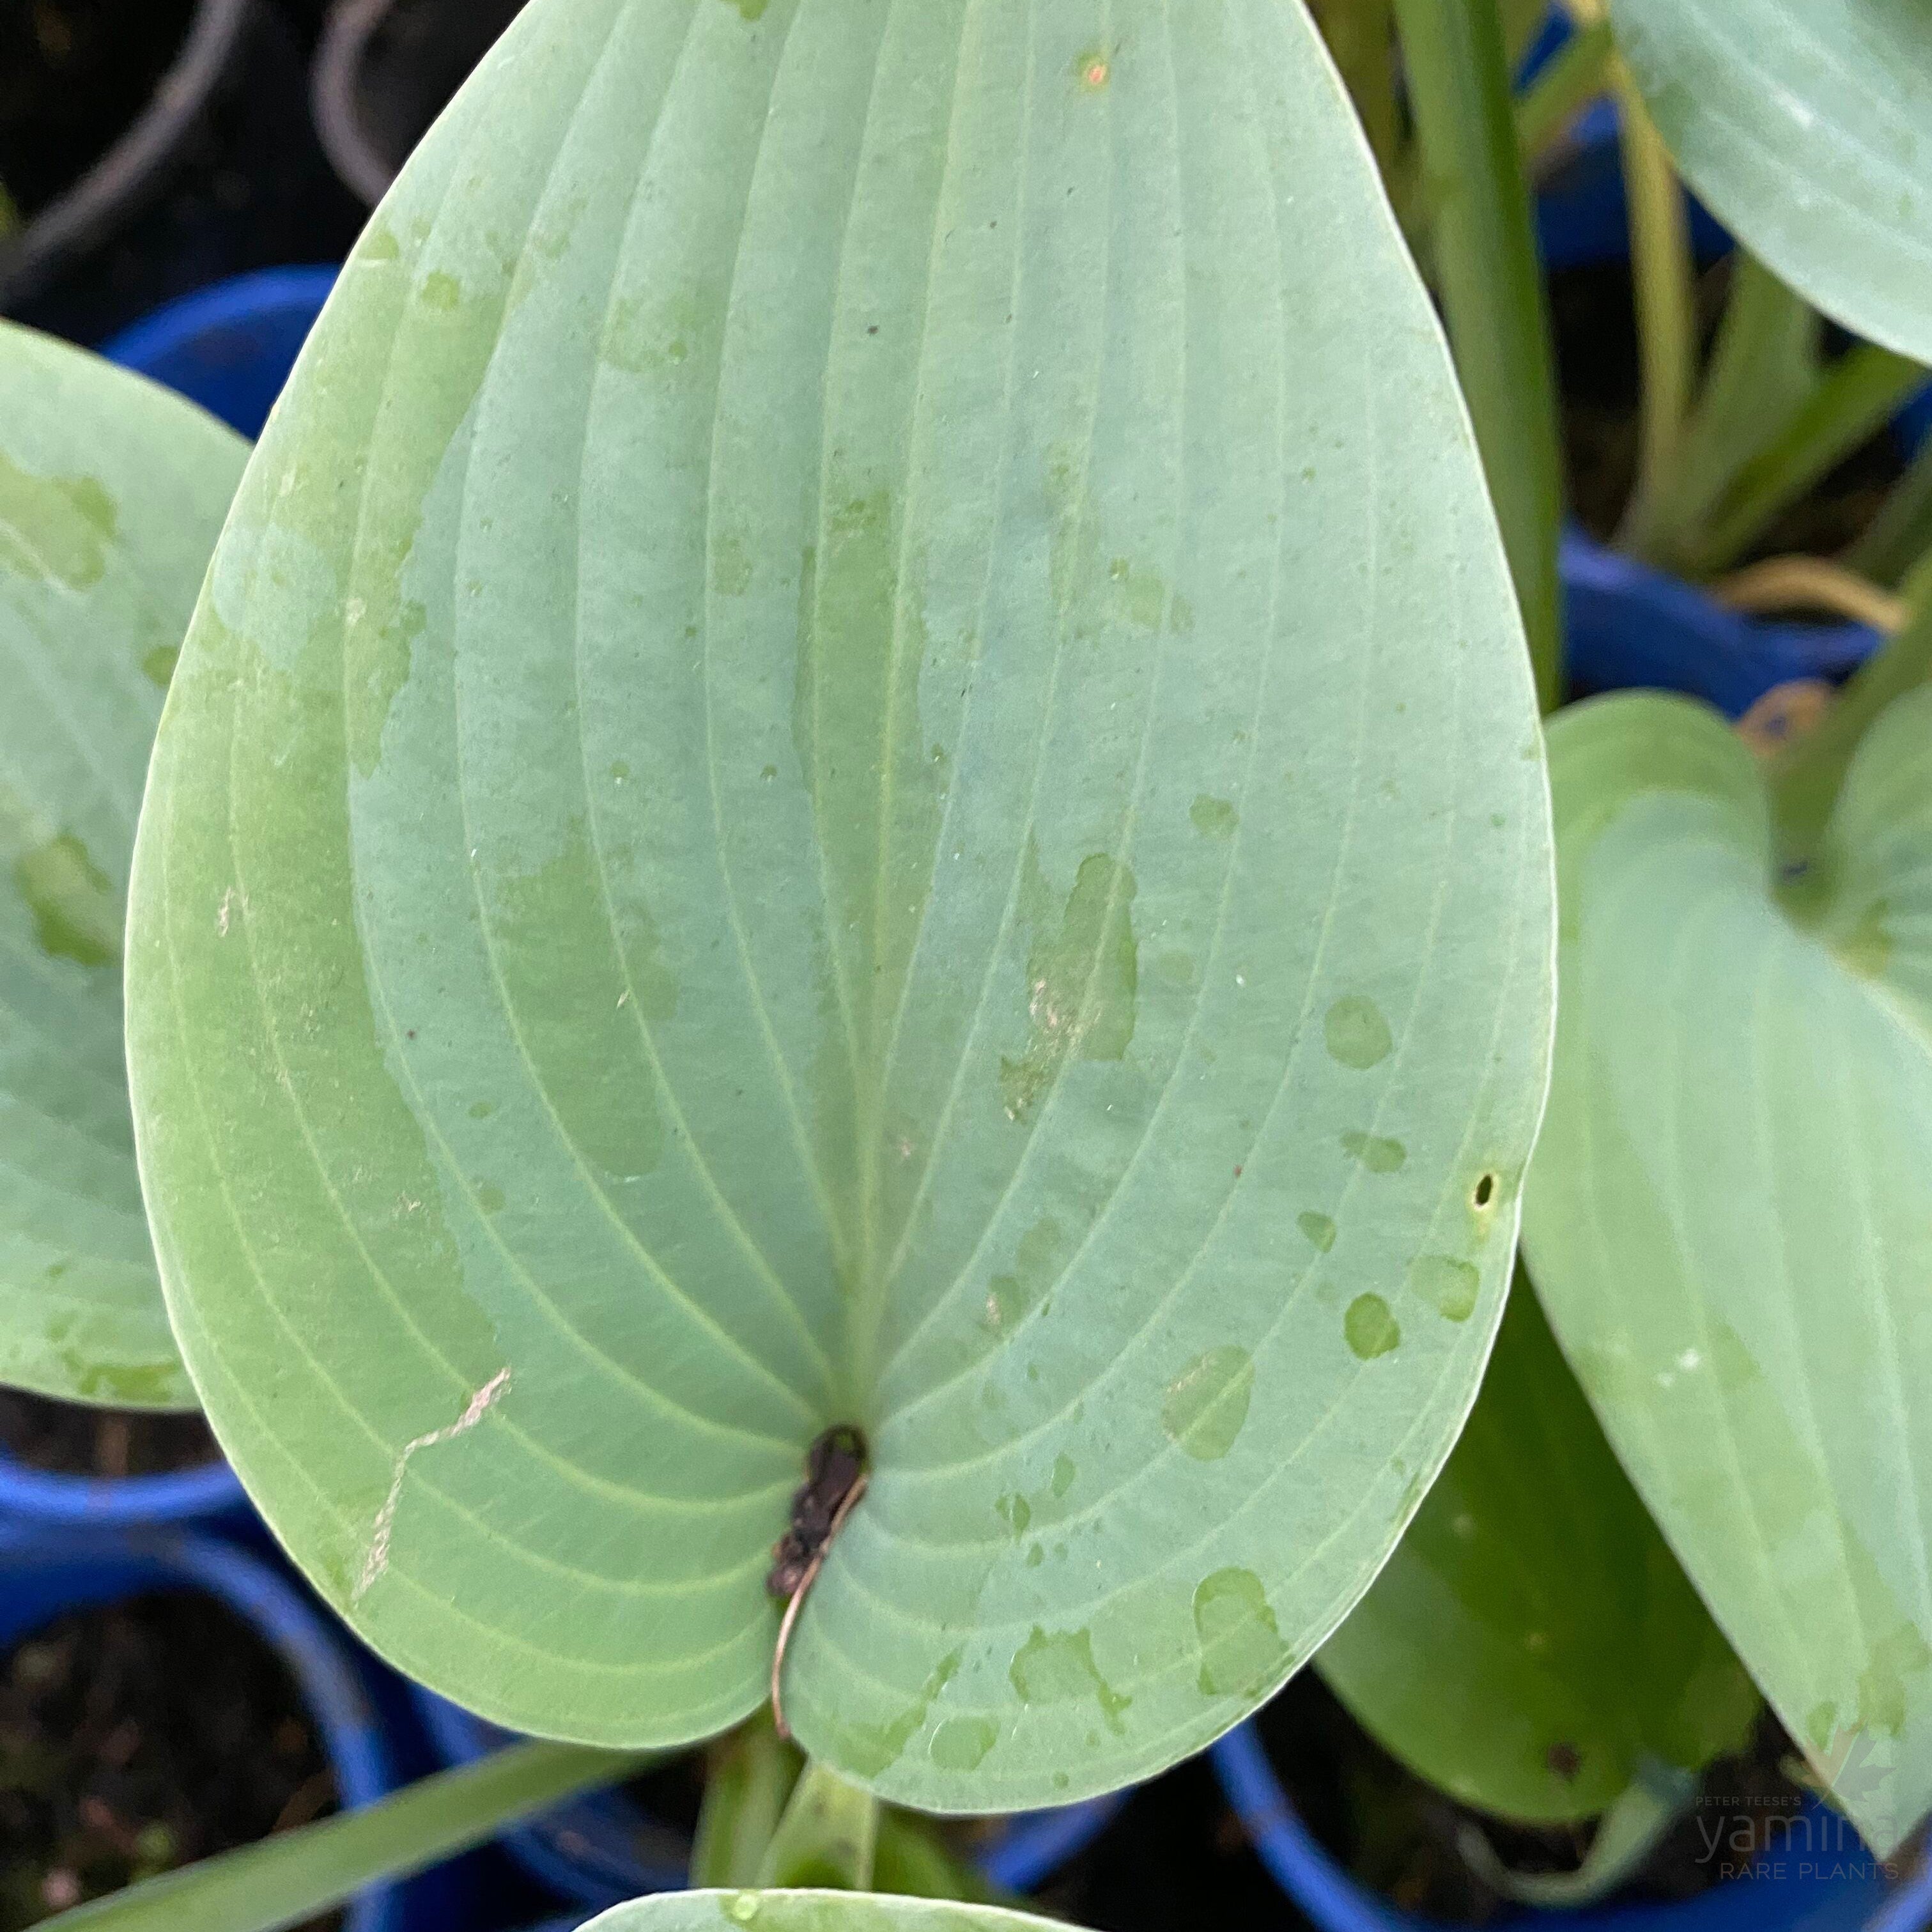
1609;63;1697;561
1459;1759;1700;1909
1395;0;1566;711
1515;17;1614;173
759;1759;881;1891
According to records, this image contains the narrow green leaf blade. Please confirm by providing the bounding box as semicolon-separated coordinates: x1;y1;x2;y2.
584;1897;1059;1932
39;1742;642;1932
1526;688;1932;1855
127;0;1554;1811
1611;0;1932;362
0;322;246;1407
1320;1271;1758;1825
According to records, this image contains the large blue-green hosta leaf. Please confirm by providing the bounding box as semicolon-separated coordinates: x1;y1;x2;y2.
1611;0;1932;363
1526;688;1932;1856
0;324;246;1407
126;0;1554;1809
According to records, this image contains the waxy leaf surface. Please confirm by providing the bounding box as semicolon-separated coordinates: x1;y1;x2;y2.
584;1894;1058;1932
1527;690;1932;1855
127;0;1554;1807
0;323;246;1407
1612;0;1932;362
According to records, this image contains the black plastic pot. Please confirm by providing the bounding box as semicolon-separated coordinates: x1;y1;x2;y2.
0;0;252;313
4;0;364;347
313;0;526;205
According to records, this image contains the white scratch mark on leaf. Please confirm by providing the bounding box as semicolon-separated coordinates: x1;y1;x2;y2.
353;1368;511;1604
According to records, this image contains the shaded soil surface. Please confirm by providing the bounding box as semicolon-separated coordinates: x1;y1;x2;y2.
1251;1670;1825;1925
1553;258;1905;562
0;1391;220;1480
0;1591;341;1929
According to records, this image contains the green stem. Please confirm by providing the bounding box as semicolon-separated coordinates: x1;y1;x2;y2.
874;1814;1000;1905
1611;69;1697;562
692;1713;804;1889
1394;0;1566;712
38;1742;649;1932
1660;254;1819;555
759;1758;881;1890
1683;344;1925;577
1515;19;1614;172
1847;429;1932;587
1461;1761;1699;1909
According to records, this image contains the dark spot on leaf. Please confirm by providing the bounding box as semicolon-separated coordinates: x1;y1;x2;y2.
768;1425;868;1599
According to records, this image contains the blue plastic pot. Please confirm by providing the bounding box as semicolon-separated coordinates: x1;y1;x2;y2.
1561;530;1881;719
0;267;341;1533
0;1526;405;1932
0;1435;248;1531
413;1688;1125;1912
1211;1722;1932;1932
102;264;341;439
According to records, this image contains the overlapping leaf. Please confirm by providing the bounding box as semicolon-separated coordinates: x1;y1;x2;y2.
1320;1270;1757;1825
0;323;246;1407
1612;0;1932;362
1526;688;1932;1855
126;0;1554;1808
583;1894;1057;1932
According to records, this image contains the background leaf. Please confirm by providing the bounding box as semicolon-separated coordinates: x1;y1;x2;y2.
583;1894;1059;1932
1319;1268;1758;1825
1525;688;1932;1855
1611;0;1932;363
0;323;245;1408
127;0;1554;1810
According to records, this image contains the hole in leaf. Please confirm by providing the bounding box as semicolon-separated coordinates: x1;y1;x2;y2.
1472;1173;1495;1208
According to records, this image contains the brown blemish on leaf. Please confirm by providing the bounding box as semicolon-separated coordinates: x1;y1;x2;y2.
1000;847;1138;1121
354;1368;511;1602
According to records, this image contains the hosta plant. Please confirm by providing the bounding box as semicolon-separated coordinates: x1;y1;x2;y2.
125;0;1553;1815
14;0;1932;1928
